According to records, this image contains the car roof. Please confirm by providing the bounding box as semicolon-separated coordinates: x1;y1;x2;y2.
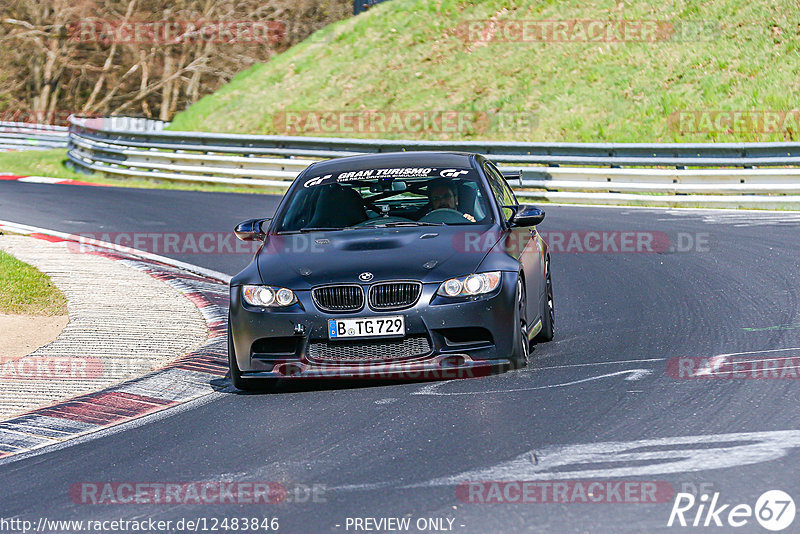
303;151;479;175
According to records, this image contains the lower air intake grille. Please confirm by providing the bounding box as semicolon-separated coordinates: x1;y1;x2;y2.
312;285;364;312
308;335;432;363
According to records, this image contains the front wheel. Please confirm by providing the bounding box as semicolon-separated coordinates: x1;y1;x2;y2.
511;276;529;369
534;256;555;343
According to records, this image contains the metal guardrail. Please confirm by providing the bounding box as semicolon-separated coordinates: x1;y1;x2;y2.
65;115;800;208
0;121;69;151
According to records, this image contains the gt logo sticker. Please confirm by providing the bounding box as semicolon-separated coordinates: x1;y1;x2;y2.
304;175;332;188
440;169;469;178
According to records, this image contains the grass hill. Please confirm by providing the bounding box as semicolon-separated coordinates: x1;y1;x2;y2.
170;0;800;142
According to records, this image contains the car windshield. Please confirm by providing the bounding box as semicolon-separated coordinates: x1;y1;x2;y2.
275;167;493;233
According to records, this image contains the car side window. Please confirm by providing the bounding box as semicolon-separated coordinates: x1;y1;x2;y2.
498;170;519;207
483;162;517;223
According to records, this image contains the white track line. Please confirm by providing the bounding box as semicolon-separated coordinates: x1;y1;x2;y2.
412;369;653;396
538;203;800;213
0;219;231;283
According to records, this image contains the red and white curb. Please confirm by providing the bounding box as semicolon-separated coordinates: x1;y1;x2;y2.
0;221;232;461
0;173;105;187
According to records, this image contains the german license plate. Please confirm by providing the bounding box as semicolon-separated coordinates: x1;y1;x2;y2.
328;315;405;339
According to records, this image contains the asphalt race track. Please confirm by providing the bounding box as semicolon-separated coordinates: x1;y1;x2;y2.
2;179;800;533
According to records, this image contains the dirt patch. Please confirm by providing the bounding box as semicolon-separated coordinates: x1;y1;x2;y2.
0;313;68;361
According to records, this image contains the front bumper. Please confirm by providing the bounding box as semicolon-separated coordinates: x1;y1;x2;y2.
229;272;519;379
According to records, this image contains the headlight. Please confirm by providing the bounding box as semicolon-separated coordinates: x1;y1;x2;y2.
437;272;501;297
242;285;296;307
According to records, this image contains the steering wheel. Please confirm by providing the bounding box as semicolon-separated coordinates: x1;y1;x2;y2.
419;208;471;224
362;198;382;215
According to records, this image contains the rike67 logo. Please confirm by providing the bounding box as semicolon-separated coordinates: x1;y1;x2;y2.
668;490;795;531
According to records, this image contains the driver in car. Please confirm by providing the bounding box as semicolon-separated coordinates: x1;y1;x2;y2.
425;178;476;222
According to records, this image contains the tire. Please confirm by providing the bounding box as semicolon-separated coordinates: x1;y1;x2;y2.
511;276;529;369
228;319;277;392
534;256;555;343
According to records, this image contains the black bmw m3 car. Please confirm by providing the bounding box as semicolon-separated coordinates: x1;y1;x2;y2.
228;151;554;390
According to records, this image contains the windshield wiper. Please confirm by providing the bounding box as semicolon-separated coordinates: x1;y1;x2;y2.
371;221;445;228
279;222;444;234
278;227;354;234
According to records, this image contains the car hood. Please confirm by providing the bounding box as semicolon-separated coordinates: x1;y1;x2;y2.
255;225;501;289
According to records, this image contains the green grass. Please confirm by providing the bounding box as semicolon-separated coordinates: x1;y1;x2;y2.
0;149;284;194
0;149;91;181
0;249;67;316
170;0;800;143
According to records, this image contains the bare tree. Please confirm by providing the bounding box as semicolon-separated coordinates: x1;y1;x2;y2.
0;0;351;123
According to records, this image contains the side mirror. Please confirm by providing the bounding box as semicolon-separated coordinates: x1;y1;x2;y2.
234;218;271;241
509;205;545;227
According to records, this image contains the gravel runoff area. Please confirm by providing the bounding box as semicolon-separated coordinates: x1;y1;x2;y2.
0;314;68;361
0;234;209;419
